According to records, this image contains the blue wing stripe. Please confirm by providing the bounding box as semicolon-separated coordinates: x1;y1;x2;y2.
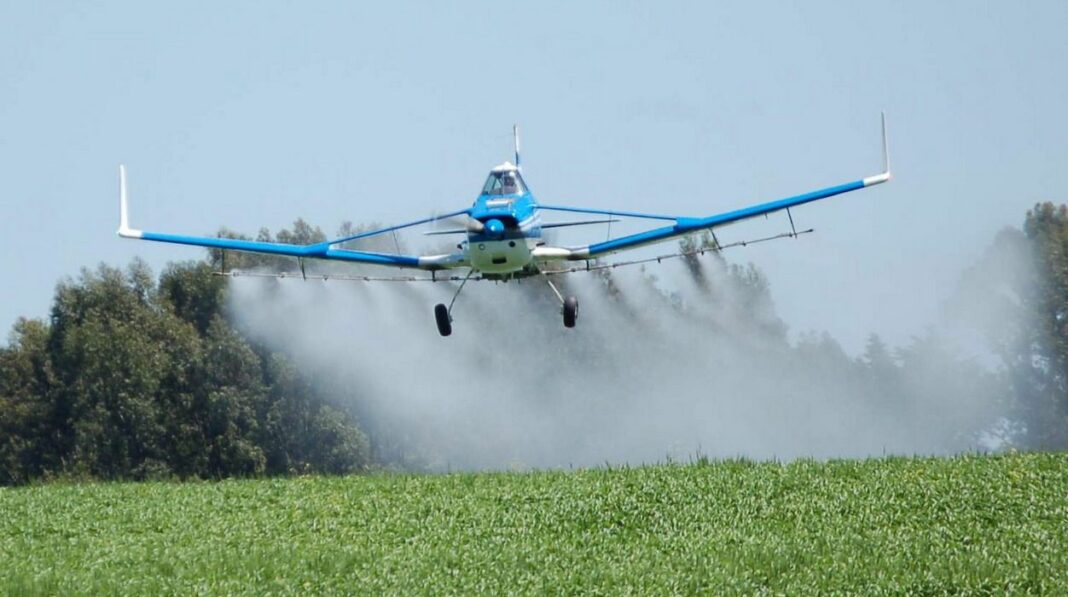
585;178;866;256
140;232;421;267
322;248;420;266
142;232;314;255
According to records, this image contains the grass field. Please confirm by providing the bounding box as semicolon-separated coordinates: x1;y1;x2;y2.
2;453;1067;594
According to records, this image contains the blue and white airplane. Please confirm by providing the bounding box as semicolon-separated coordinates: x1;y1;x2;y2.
119;118;891;336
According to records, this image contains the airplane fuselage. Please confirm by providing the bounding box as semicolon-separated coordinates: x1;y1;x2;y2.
463;163;541;275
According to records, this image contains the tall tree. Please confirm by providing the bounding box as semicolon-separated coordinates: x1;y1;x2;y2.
1019;203;1068;447
0;257;371;485
0;318;56;484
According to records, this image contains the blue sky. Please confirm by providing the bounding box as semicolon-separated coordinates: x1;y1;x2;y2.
1;1;1065;353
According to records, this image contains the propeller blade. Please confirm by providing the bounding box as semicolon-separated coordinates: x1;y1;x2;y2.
424;217;485;236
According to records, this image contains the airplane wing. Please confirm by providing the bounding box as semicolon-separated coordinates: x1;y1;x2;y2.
534;114;891;262
116;166;468;270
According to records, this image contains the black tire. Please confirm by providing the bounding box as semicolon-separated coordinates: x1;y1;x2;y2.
563;296;578;328
434;303;452;336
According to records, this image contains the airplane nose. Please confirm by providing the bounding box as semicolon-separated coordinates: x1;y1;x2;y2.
485;218;505;238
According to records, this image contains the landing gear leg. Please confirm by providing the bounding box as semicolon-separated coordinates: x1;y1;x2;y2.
540;270;579;329
434;268;476;337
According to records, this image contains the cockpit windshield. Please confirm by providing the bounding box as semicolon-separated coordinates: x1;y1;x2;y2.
481;171;527;196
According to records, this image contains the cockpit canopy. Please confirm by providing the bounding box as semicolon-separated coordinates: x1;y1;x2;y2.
481;168;527;196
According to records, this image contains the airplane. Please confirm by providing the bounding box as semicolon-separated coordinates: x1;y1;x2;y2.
118;116;891;337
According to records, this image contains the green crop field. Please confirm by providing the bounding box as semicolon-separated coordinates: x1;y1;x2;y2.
2;453;1067;595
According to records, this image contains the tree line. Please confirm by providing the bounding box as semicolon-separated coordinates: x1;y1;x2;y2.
0;252;369;485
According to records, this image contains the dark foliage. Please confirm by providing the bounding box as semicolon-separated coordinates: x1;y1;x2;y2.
0;257;368;485
1017;203;1068;447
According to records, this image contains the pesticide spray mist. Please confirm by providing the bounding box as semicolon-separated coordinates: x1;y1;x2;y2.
228;253;1011;471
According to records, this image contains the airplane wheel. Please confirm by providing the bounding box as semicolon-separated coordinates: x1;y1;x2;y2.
434;303;452;336
563;296;578;328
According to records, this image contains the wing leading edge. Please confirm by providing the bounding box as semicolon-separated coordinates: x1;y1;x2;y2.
534;114;892;261
116;166;468;270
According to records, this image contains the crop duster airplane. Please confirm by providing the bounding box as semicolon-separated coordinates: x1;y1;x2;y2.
118;117;891;336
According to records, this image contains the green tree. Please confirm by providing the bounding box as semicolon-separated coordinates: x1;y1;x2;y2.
47;262;200;479
0;254;372;485
0;319;56;484
1019;203;1068;447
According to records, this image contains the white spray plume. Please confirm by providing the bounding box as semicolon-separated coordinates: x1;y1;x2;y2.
228;252;1012;471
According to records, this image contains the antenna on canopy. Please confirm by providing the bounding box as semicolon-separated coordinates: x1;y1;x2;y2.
513;124;521;170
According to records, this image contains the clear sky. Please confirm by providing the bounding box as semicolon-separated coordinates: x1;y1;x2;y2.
1;1;1065;353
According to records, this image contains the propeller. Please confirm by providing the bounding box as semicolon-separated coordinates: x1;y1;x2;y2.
425;216;488;236
483;218;505;238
